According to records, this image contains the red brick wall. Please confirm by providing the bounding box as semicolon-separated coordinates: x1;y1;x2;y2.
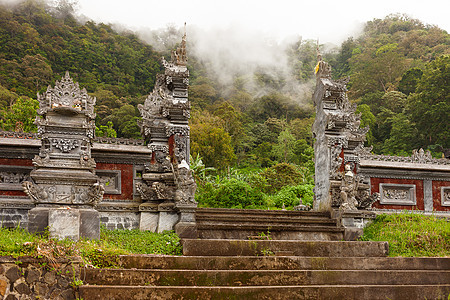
0;158;33;166
432;180;450;211
370;178;424;210
96;162;134;200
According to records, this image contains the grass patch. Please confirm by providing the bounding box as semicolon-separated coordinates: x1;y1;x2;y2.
360;213;450;257
0;226;182;268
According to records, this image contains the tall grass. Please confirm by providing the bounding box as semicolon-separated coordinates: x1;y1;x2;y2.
361;213;450;257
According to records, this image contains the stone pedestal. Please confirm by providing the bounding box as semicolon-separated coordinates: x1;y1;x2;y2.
49;208;80;241
174;205;197;238
28;207;100;240
332;209;376;241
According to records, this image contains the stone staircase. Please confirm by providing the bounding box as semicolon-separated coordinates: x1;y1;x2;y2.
78;209;450;299
195;208;345;240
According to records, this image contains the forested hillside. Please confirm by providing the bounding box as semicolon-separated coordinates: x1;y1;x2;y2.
0;1;448;209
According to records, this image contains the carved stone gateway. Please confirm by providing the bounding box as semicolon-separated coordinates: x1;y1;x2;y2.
137;31;197;237
312;56;378;213
23;72;104;240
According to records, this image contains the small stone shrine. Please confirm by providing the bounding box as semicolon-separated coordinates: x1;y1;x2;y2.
137;29;197;237
312;54;379;212
22;72;104;240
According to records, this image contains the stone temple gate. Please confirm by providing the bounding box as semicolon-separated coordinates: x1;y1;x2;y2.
0;36;449;237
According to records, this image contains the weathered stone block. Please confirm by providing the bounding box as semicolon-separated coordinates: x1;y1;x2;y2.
139;212;159;232
5;266;20;282
28;207;49;234
174;222;197;239
79;209;100;240
48;208;80;241
157;212;178;233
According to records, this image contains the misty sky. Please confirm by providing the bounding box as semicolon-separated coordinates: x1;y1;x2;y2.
76;0;449;44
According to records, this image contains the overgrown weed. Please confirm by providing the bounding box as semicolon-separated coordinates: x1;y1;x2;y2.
360;212;450;257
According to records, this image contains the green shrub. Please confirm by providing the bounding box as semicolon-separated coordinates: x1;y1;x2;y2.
197;178;267;209
361;213;450;257
269;184;314;209
260;163;303;194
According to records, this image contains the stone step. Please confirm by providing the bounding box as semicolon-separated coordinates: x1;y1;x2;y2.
195;207;331;219
195;207;344;240
117;255;450;271
181;239;389;257
82;269;450;286
196;217;338;226
196;225;344;240
79;285;450;300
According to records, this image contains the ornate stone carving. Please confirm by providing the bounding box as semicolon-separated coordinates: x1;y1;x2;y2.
51;138;79;153
173;160;197;206
37;71;96;119
23;72;103;210
135;182;156;201
173;133;188;163
441;187;450;206
379;183;416;205
87;183;104;208
93;136;145;146
359;148;449;165
339;165;358;210
22;181;46;203
0;131;39;139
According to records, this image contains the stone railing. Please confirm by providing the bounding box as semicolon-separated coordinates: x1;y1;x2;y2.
359;148;450;165
93;136;145;146
0;131;145;146
0;131;39;139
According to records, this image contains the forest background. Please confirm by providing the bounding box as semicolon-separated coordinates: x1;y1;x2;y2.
0;0;448;209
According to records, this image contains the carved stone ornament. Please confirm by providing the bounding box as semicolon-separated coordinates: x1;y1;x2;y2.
135;182;156;201
51;138;79;153
173;160;197;206
441;187;450;206
37;71;96;120
379;183;416;205
339;165;358;210
359;148;449;165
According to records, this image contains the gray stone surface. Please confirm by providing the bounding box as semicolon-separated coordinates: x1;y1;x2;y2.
99;212;140;230
139;212;159;232
312;56;376;212
48;208;80;241
80;209;100;239
27;208;49;234
158;212;179;233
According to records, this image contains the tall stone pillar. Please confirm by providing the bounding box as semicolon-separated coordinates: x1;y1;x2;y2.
312;56;378;212
137;31;197;237
23;72;104;240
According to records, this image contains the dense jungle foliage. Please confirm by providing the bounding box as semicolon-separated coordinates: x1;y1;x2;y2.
0;1;448;209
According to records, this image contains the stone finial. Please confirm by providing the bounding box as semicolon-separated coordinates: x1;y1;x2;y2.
171;23;187;66
37;72;96;119
314;42;331;79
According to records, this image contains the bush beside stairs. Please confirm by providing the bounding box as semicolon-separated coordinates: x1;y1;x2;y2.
79;208;450;299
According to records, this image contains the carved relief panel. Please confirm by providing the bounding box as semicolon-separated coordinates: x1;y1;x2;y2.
441;187;450;206
379;183;416;205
